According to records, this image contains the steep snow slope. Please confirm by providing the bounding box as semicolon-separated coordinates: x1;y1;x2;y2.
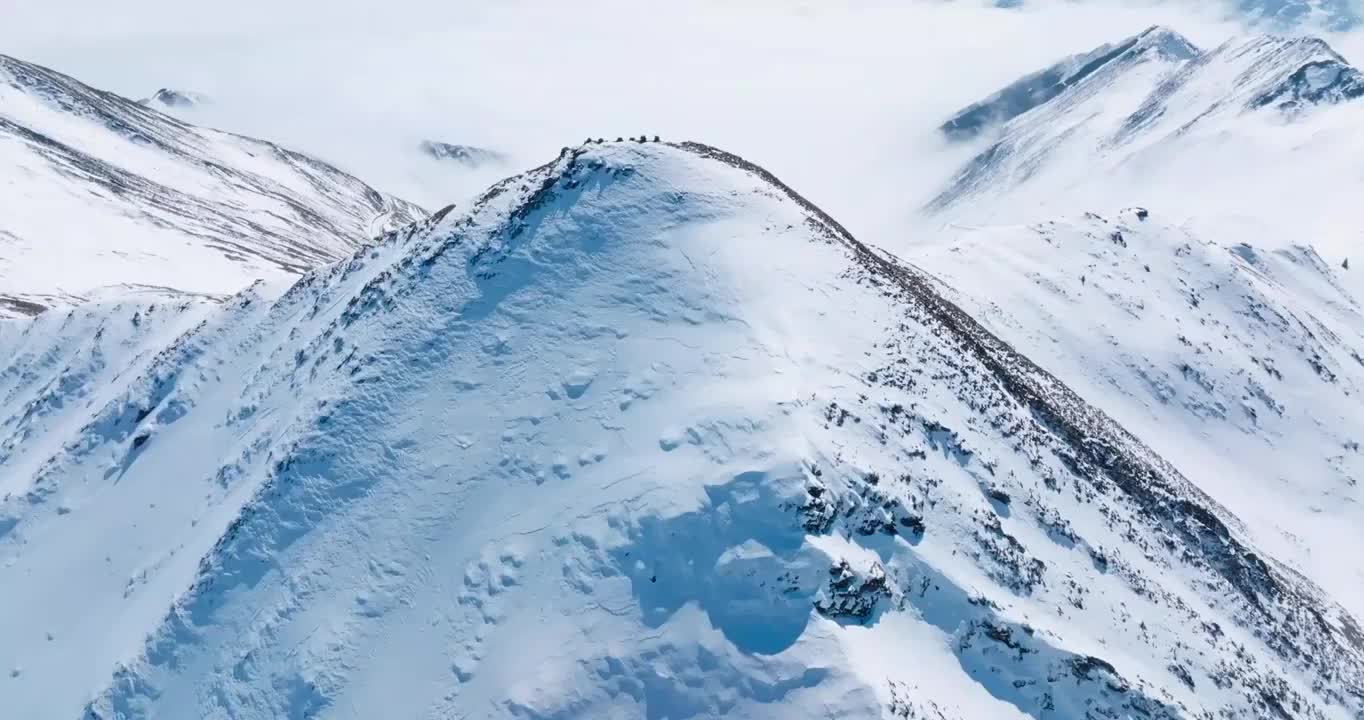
929;27;1364;215
916;209;1364;621
0;53;426;318
3;142;1363;719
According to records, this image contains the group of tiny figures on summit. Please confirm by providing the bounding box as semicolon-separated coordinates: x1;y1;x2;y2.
585;136;661;144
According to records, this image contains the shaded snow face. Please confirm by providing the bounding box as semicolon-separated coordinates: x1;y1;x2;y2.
2;142;1362;719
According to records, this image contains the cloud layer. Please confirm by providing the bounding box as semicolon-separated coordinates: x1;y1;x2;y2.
3;0;1356;251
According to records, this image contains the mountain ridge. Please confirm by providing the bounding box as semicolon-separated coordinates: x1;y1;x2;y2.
0;52;426;318
930;29;1364;213
1;140;1360;718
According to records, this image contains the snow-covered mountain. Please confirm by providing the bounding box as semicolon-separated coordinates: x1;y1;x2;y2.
3;140;1362;719
1235;0;1360;29
136;88;209;112
916;209;1364;620
419;140;507;169
0;53;426;318
939;27;1200;142
929;26;1364;214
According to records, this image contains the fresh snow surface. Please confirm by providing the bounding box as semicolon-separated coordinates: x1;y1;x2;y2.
0;53;427;319
2;141;1362;719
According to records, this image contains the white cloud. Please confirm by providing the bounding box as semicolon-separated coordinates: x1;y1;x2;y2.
1;0;1341;246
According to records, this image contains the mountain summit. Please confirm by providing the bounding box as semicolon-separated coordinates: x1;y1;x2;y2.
1;140;1360;719
137;88;209;111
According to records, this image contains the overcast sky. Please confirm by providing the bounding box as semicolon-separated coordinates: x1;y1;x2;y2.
2;0;1356;247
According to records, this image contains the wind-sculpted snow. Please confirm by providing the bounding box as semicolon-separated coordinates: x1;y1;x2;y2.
2;141;1362;718
0;53;426;318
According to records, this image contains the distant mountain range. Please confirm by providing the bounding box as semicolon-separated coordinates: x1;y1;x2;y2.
0;54;425;318
930;26;1364;212
419;139;506;168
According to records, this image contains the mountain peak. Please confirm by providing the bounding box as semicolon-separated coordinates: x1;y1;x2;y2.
940;26;1199;141
930;26;1364;211
137;87;207;110
3;140;1362;719
419;140;506;168
1131;25;1200;59
1229;34;1364;110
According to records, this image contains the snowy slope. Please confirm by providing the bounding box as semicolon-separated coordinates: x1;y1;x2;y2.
0;53;426;318
2;141;1362;719
916;209;1364;621
929;27;1364;214
939;26;1200;142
